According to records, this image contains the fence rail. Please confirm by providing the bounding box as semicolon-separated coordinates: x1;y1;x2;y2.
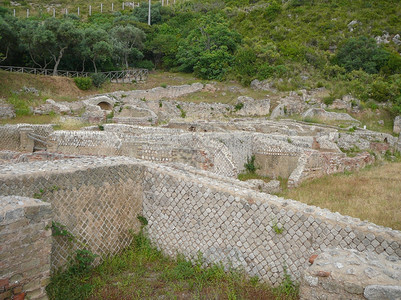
7;1;177;18
0;66;149;83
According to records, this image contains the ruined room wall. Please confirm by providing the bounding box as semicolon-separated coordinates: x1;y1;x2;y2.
47;130;241;178
142;163;401;286
0;157;144;269
288;151;375;188
0;196;52;300
0;125;21;150
0;124;54;152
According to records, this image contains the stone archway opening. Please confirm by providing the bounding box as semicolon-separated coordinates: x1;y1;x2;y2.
98;102;113;110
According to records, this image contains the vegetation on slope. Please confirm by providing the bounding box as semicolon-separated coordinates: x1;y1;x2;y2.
1;0;401;116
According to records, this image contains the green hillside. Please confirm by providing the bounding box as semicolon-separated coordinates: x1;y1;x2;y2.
1;0;401;114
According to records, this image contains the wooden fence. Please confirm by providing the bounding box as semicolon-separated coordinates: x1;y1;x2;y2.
0;66;149;83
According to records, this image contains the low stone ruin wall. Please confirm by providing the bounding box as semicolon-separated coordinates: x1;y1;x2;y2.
288;151;375;188
0;157;144;269
0;196;52;300
47;130;253;178
0;124;54;152
110;82;204;101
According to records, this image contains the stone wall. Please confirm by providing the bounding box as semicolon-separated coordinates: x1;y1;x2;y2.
0;157;144;269
0;124;54;152
288;151;375;188
1;156;401;289
110;83;204;101
142;162;401;286
0;99;15;119
0;196;52;300
47;130;249;177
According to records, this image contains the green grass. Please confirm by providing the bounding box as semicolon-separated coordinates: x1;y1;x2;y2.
238;172;271;182
280;161;401;231
46;229;298;300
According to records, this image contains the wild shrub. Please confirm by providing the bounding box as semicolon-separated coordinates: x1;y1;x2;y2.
90;73;107;88
244;155;257;173
369;79;397;102
73;77;92;90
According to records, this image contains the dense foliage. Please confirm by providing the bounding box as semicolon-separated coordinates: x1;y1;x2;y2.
1;0;401;108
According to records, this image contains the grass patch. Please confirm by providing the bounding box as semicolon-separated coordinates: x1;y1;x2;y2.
0;114;56;125
47;225;297;300
281;162;401;230
352;109;395;135
238;172;271;183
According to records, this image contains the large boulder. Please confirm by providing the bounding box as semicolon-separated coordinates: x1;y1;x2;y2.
302;108;360;123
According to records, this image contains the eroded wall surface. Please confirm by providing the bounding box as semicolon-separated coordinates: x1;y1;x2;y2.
0;196;51;300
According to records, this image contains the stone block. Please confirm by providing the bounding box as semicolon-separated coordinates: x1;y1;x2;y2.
300;248;401;300
394;116;401;134
364;285;401;300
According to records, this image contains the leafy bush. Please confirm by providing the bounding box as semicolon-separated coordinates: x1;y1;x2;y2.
323;96;335;105
234;102;244;111
70;249;98;275
264;0;282;20
74;77;92;90
133;2;162;24
133;60;155;70
369;80;397;102
194;47;233;80
391;96;401;115
90;73;107;88
336;36;390;74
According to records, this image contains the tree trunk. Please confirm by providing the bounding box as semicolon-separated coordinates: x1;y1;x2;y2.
81;58;86;72
0;44;9;63
91;57;97;73
125;54;129;69
52;47;67;76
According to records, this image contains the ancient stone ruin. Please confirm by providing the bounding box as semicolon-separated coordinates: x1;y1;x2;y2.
1;83;401;299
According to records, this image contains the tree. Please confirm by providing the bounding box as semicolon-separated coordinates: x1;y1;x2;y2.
19;20;54;69
0;14;20;64
133;2;162;25
175;13;241;80
336;36;390;74
82;27;112;73
110;25;145;69
43;18;81;75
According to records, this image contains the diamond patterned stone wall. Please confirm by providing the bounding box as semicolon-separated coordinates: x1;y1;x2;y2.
0;157;144;269
143;163;401;286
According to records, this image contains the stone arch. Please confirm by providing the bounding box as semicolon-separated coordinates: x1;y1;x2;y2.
98;102;113;111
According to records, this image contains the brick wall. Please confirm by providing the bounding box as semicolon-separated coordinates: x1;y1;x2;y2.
0;196;52;300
